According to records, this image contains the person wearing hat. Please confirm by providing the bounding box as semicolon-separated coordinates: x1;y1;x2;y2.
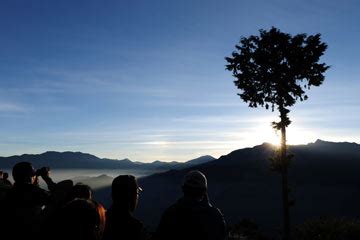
103;175;148;240
153;170;227;240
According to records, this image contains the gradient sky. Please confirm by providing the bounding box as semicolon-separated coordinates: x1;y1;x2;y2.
1;0;359;162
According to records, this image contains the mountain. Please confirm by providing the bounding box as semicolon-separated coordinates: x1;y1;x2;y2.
72;174;114;190
4;140;360;233
177;155;216;167
93;139;360;233
0;151;215;170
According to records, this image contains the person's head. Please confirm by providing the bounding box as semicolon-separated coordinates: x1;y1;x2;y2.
58;199;106;240
3;172;9;180
53;179;74;205
12;162;36;184
68;183;93;201
182;170;208;202
111;175;141;212
0;171;3;179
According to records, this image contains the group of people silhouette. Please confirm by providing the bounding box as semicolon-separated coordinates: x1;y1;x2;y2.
0;162;227;240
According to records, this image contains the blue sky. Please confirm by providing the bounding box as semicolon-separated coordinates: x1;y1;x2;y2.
1;0;359;162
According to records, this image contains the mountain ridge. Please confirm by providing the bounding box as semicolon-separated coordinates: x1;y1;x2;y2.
112;139;360;231
0;150;215;170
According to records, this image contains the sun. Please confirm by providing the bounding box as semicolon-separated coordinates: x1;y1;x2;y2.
248;122;316;147
251;124;281;146
286;126;316;145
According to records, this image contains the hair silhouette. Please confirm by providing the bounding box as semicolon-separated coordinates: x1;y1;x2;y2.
55;199;106;240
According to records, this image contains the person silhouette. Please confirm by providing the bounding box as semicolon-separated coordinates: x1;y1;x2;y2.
0;171;12;203
53;199;106;240
0;162;56;239
103;175;148;240
153;170;227;240
66;183;93;201
2;172;12;186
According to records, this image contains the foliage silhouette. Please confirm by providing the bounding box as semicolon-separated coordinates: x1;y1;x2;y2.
225;27;329;240
294;217;360;240
229;219;271;240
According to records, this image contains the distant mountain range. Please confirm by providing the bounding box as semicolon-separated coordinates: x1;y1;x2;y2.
92;139;360;234
0;151;215;170
3;139;360;234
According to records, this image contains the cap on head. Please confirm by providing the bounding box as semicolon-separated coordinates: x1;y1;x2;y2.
12;162;36;183
183;170;207;190
112;175;141;203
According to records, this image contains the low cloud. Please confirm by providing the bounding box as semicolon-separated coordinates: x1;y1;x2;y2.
0;102;26;113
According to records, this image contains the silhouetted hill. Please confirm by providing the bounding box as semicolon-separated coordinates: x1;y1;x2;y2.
73;174;114;190
0;151;134;169
177;155;216;167
0;151;215;170
94;139;360;233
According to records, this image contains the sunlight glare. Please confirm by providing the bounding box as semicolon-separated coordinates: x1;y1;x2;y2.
246;119;317;147
251;123;280;146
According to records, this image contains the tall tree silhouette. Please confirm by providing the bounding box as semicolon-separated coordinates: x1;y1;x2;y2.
225;27;329;240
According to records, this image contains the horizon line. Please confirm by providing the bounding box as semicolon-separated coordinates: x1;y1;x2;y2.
1;138;358;163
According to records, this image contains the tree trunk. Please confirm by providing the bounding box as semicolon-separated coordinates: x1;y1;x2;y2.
277;102;291;240
280;118;290;240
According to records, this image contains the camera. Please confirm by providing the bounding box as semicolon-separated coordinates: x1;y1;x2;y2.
35;167;50;177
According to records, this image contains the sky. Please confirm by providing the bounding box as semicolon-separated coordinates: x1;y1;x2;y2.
0;0;359;162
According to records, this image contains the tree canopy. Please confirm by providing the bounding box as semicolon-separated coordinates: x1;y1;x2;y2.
225;27;329;116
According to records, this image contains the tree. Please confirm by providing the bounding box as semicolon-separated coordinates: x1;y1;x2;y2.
225;27;329;240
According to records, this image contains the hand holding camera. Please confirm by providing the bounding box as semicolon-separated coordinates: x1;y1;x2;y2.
35;167;51;179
